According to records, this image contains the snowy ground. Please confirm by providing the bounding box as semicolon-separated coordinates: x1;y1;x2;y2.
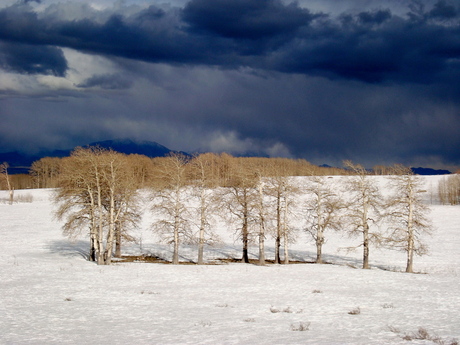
1;176;459;344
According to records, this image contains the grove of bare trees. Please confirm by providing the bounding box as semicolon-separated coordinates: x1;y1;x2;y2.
438;174;460;205
54;147;141;265
5;149;438;272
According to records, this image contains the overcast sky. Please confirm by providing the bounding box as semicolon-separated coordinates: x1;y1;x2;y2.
0;0;459;169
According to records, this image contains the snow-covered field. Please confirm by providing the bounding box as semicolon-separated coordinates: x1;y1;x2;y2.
1;176;459;344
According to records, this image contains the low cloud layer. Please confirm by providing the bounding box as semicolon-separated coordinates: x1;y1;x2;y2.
0;0;459;170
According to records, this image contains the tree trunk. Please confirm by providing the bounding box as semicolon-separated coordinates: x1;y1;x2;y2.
275;194;281;264
406;189;415;273
406;238;414;273
115;223;122;258
9;188;14;205
242;208;249;263
406;207;414;273
315;194;324;264
197;234;204;265
258;227;265;265
316;229;324;264
275;235;281;264
242;227;249;263
96;173;105;266
283;196;289;264
173;215;180;265
89;236;96;262
104;184;116;265
363;223;370;269
257;179;265;266
316;241;323;264
197;189;205;265
283;228;289;265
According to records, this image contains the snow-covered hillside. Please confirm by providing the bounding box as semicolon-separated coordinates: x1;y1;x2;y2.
1;176;459;344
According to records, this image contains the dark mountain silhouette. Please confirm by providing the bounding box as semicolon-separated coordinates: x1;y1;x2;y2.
0;139;183;174
411;167;451;175
84;139;178;157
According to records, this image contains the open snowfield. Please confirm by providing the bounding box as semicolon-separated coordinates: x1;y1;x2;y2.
1;176;459;344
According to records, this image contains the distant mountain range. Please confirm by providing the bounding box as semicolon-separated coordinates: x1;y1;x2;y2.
0;139;183;174
0;139;453;175
411;167;451;175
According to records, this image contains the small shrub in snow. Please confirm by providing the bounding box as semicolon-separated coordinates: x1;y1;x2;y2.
382;303;394;309
195;321;212;327
270;306;298;313
387;325;400;334
140;290;159;295
291;322;310;331
215;303;230;308
391;326;458;345
270;306;280;313
243;318;256;322
64;297;72;301
348;307;361;315
312;289;322;294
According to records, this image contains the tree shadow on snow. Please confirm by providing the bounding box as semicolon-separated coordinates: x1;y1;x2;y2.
47;239;90;260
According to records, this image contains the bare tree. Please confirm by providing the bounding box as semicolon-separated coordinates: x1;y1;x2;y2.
189;153;220;264
265;166;300;264
383;165;433;273
0;162;14;205
219;157;258;263
99;151;140;264
343;161;383;269
55;148;104;263
54;147;140;265
151;153;191;264
255;171;267;265
304;176;345;264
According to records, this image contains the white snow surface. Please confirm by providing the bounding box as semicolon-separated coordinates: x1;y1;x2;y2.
1;176;459;344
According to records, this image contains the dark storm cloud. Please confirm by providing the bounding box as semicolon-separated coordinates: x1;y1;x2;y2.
182;0;318;39
0;0;459;84
428;0;458;20
0;41;67;76
0;0;460;170
77;73;133;90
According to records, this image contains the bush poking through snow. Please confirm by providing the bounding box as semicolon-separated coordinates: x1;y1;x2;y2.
215;303;230;308
382;303;394;309
389;326;458;345
244;318;256;322
270;306;299;313
387;325;400;334
291;322;310;331
270;306;280;313
312;289;322;293
195;321;212;327
348;307;361;315
140;290;159;295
